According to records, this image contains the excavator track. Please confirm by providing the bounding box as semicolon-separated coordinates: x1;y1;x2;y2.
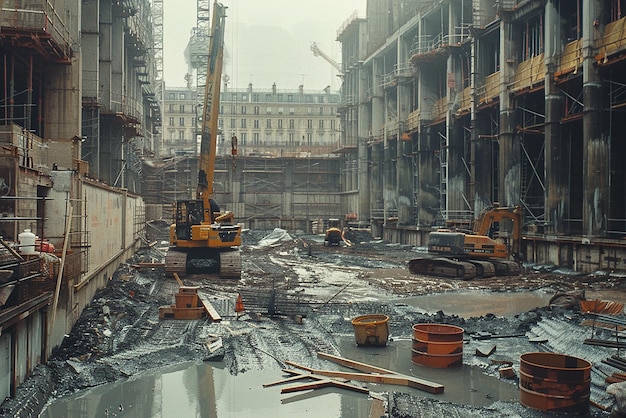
467;260;496;278
408;257;476;280
491;260;522;276
219;249;242;279
165;249;188;277
165;248;242;279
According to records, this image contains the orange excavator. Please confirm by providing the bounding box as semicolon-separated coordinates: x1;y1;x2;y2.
165;2;242;279
408;206;522;280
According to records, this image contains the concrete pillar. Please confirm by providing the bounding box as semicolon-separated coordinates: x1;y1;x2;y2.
358;61;371;222
582;0;608;237
544;1;567;234
470;35;493;213
499;20;521;207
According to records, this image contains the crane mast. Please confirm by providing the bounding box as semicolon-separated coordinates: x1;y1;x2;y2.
198;1;226;222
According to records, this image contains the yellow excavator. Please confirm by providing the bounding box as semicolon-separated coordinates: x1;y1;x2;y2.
165;1;242;279
408;206;522;279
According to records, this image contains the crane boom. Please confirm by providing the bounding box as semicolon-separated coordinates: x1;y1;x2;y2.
198;1;226;218
310;42;343;76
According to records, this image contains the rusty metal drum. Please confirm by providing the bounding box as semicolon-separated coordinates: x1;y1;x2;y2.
411;323;464;368
519;352;591;413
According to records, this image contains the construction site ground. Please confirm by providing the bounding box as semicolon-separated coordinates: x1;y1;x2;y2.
3;226;626;417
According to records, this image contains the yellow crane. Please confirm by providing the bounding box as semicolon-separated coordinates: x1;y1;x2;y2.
165;1;242;279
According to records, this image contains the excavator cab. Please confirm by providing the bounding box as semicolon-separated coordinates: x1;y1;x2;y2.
173;200;204;240
325;218;342;246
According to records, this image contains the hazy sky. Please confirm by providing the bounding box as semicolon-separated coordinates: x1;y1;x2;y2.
163;0;366;91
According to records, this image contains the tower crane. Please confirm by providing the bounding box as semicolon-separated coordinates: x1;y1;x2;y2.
310;42;343;77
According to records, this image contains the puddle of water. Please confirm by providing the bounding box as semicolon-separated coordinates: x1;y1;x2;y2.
42;337;521;417
338;338;519;407
41;362;354;418
399;290;552;318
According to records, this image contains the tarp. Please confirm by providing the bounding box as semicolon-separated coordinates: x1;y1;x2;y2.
256;228;293;247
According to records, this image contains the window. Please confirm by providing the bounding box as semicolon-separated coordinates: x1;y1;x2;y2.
231;105;237;114
307;133;312;145
289;119;295;129
254;119;259;128
169;117;175;126
266;107;272;115
218;118;223;128
318;96;325;104
318;133;324;144
240;132;247;145
179;104;185;112
179;131;185;140
253;132;259;144
289;108;295;115
307;119;313;129
319;107;324;115
241;106;247;115
179;93;186;99
240;119;247;128
289;132;295;145
266;119;272;128
278;119;283;129
318;120;324;129
265;94;272;101
168;93;176;100
278;107;284;114
179;117;185;126
253;94;259;101
307;107;313;115
287;95;293;102
168;104;174;112
277;94;283;102
254;106;260;115
230;119;236;128
331;120;336;130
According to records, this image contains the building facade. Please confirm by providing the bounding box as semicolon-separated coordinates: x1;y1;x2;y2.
161;87;198;156
338;0;626;272
219;83;341;158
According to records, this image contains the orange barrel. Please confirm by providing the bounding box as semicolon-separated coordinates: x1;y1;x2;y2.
411;323;464;368
519;352;591;413
351;314;389;346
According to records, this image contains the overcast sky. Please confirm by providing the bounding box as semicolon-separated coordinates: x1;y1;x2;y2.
163;0;366;91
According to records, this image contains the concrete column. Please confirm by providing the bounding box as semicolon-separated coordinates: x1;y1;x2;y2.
544;1;567;234
416;127;438;226
582;0;608;237
499;20;521;207
357;64;371;222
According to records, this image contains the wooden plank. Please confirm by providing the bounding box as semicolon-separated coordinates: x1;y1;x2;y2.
173;272;184;286
285;361;443;394
132;262;165;269
281;378;369;395
198;293;222;322
317;352;398;375
263;372;316;388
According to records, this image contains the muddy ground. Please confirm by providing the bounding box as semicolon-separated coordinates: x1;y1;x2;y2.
2;226;626;417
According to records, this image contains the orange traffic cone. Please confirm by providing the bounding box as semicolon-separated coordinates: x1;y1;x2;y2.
235;293;245;317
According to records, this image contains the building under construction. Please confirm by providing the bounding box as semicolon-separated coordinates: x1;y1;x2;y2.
336;0;626;273
0;0;159;408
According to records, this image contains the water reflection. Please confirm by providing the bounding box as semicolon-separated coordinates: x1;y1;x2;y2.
43;337;520;418
400;290;552;318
